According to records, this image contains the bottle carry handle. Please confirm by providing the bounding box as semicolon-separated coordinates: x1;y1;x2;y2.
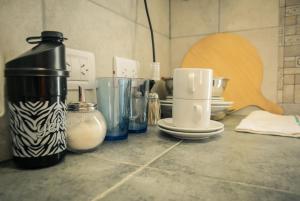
26;36;68;44
26;36;42;44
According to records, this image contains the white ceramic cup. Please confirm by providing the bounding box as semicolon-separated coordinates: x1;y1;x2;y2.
173;99;211;128
173;68;213;100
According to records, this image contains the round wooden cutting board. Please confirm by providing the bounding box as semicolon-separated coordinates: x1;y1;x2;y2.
182;33;283;114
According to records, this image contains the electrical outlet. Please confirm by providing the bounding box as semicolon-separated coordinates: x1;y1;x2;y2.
113;56;140;78
66;48;95;90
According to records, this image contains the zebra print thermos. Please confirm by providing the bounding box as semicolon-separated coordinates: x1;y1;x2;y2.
5;31;69;169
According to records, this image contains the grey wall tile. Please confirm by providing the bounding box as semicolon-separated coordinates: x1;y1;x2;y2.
284;74;295;84
89;0;137;21
295;74;300;84
277;90;283;103
170;35;206;72
285;5;300;16
283;84;294;103
171;0;218;37
285;25;297;35
44;0;135;77
285;15;297;25
134;25;170;78
220;0;279;32
137;0;169;36
286;0;300;6
297;25;300;34
284;67;300;74
284;44;300;56
280;7;286;26
278;68;284;90
279;47;284;67
235;28;279;102
295;84;300;103
0;0;43;162
297;56;300;67
285;34;300;45
0;54;4;117
284;57;296;69
281;103;300;114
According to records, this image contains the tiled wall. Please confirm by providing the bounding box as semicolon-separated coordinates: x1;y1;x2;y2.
278;0;300;113
0;0;170;161
170;0;280;107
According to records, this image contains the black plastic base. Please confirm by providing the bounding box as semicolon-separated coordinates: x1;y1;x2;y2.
13;151;66;169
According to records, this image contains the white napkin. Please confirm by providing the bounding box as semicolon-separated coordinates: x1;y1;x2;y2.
235;111;300;138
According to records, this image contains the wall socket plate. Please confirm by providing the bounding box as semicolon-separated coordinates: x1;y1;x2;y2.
66;48;96;90
113;56;140;78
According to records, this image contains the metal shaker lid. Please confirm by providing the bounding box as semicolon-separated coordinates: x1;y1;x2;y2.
67;102;97;112
67;86;97;112
5;31;69;77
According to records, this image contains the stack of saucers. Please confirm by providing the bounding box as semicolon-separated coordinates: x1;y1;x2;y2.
158;118;224;140
160;96;234;120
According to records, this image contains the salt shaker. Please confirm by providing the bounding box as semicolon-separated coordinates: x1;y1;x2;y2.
66;87;107;152
147;92;160;125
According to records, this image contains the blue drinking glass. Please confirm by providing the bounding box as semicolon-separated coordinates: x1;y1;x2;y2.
96;78;131;140
128;79;149;133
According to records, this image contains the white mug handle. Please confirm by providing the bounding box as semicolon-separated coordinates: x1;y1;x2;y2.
193;104;202;123
188;73;195;93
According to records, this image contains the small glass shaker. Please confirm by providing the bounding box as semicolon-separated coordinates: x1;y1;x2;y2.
147;92;160;125
66;86;107;153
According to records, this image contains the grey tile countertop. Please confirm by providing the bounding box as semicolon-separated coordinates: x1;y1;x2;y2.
1;115;300;201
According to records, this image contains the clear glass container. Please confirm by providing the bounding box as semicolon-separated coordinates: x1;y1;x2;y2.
66;102;107;153
129;79;149;133
96;77;131;140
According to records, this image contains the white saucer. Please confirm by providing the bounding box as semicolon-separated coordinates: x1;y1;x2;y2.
161;103;172;107
159;126;224;140
212;96;224;100
160;100;173;104
211;101;233;106
158;118;224;133
211;105;232;113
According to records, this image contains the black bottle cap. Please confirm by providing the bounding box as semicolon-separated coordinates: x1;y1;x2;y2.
5;31;69;77
42;31;63;38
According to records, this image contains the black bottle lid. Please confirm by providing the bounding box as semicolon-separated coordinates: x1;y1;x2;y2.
5;31;69;77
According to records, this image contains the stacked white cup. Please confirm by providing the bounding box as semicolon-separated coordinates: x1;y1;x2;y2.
173;68;213;129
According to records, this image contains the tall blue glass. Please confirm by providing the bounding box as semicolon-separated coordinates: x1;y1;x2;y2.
128;79;149;133
96;78;131;141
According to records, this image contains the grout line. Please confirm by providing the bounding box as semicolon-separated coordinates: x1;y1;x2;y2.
197;174;300;196
136;22;170;38
88;0;135;23
88;0;169;38
169;0;172;76
95;156;141;167
41;0;46;30
218;0;221;32
132;0;138;59
96;155;174;174
169;0;171;39
171;25;279;39
90;140;182;201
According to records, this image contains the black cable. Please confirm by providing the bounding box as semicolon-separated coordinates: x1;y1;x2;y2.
144;0;156;62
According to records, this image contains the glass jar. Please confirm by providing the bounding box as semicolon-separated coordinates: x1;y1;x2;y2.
66;102;107;153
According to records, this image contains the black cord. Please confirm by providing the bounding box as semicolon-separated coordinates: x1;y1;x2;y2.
144;0;156;62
